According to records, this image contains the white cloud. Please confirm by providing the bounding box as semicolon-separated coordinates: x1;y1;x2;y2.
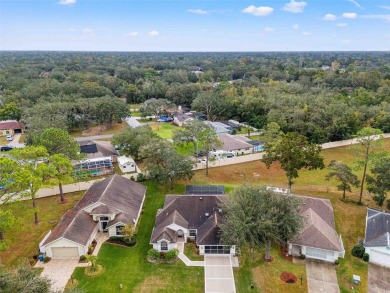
187;9;208;15
82;28;94;34
302;32;311;36
59;0;76;5
359;14;390;20
323;13;337;21
283;0;307;13
124;32;140;37
378;6;390;10
343;12;358;19
348;0;363;10
264;27;275;32
81;28;95;39
242;5;274;16
148;30;159;36
293;24;299;29
336;23;348;27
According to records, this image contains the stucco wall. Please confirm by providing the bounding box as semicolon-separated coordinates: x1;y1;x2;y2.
44;238;85;258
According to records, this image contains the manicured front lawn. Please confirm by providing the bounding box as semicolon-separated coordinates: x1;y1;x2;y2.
184;242;204;261
149;123;181;139
73;182;204;292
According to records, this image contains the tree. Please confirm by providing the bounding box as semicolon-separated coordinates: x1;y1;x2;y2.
0;259;52;293
220;185;303;261
325;160;359;200
33;128;81;159
48;154;74;203
139;98;176;118
140;140;193;189
262;132;324;191
351;127;384;204
94;97;130;128
366;158;390;207
0;210;17;244
0;156;19;203
173;120;209;157
197;125;220;176
112;126;158;161
191;91;230;121
10;146;52;224
0;102;22;120
85;255;99;272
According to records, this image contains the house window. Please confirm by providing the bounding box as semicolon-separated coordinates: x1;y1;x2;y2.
116;226;124;236
189;229;197;237
160;241;168;251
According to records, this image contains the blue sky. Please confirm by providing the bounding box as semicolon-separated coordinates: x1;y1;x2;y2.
0;0;389;51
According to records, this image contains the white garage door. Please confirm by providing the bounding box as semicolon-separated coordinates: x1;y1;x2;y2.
51;247;80;259
306;247;334;261
370;249;390;268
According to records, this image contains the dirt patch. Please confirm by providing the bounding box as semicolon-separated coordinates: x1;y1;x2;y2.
280;246;292;261
262;255;274;262
133;276;171;292
280;271;297;284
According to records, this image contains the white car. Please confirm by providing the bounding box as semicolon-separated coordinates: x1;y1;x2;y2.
6;135;13;141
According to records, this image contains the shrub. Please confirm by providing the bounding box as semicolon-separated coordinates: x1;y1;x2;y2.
137;173;145;182
108;236;137;247
147;249;159;261
79;255;87;262
363;253;369;262
43;256;51;263
335;259;340;265
130;176;135;181
159;252;166;260
166;249;179;262
299;254;306;260
352;244;365;258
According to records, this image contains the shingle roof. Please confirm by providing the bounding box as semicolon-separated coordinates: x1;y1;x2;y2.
43;175;146;246
151;195;227;244
197;212;222;245
290;195;343;252
79;140;118;158
217;134;253;151
0;120;21;130
364;208;390;247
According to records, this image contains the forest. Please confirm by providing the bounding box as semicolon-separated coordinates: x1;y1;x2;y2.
0;51;389;143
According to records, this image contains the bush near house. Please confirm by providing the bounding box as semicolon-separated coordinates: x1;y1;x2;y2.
108;236;137;247
351;244;365;258
166;249;179;263
363;253;370;262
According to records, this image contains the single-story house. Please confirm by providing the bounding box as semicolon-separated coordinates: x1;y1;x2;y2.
363;208;390;268
172;113;194;127
288;195;345;262
79;140;119;162
0;120;24;136
117;155;136;173
204;121;232;135
40;175;146;259
215;134;253;155
150;195;236;255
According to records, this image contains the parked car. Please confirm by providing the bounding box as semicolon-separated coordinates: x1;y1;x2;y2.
226;153;235;158
157;116;173;122
6;135;13;141
1;146;14;152
198;158;207;163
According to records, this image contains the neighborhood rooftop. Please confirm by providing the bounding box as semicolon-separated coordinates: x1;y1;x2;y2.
364;208;390;247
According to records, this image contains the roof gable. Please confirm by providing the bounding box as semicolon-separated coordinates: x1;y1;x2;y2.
365;208;390;247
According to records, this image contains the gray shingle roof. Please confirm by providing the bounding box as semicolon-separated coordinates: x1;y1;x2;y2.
364;208;390;247
197;212;222;245
43;175;146;246
217;134;253;151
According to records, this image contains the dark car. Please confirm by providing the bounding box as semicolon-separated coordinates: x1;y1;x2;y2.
1;146;14;152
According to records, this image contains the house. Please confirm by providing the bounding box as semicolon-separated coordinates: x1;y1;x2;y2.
79;140;119;162
204;121;232;135
150;195;236;255
40;175;146;259
0;120;23;136
288;195;345;262
117;155;136;173
172;113;194;127
363;208;390;268
215;134;254;155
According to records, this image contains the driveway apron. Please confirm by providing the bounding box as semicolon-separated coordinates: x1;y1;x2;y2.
204;255;236;293
368;263;390;293
306;259;340;293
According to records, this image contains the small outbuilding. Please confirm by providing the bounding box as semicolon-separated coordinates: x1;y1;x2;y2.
117;155;136;173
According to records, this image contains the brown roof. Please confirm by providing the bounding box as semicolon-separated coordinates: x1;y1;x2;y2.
43;175;146;246
0;120;21;130
217;134;253;151
290;196;343;251
151;195;227;245
197;212;222;245
79;140;118;159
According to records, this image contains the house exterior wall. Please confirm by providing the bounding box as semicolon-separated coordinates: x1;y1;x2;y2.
119;161;136;173
365;247;390;267
44;238;86;258
295;245;341;262
153;241;178;252
0;129;15;136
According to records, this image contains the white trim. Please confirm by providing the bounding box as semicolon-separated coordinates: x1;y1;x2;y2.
42;236;85;248
106;221;126;229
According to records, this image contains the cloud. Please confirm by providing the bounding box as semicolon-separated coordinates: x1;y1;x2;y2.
187;9;208;15
343;12;358;19
293;24;299;29
336;23;348;27
124;32;140;37
59;0;76;5
342;39;351;43
378;6;390;10
302;32;311;36
81;28;95;39
82;28;93;34
242;5;274;16
283;0;307;13
359;14;390;20
148;30;159;36
347;0;363;10
264;27;275;32
323;13;337;21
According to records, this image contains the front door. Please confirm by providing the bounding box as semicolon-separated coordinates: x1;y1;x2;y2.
100;216;109;232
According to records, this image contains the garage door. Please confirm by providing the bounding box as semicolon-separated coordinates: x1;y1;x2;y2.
51;247;79;258
370;249;390;268
306;247;334;261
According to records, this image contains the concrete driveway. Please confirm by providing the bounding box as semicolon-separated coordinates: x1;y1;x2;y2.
204;255;236;293
306;259;340;293
368;263;390;293
7;133;25;148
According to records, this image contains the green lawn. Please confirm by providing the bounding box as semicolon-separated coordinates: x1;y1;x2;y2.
73;182;204;292
149;123;182;139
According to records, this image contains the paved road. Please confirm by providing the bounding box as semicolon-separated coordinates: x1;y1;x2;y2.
74;134;114;142
306;259;340;293
368;263;390;293
204;255;236;293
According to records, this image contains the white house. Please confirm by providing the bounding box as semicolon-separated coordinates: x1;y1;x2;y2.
288;195;345;262
117;155;136;173
40;175;146;259
150;194;235;255
364;208;390;268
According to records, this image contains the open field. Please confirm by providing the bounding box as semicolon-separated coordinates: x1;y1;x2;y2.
149;122;182;139
69;122;127;138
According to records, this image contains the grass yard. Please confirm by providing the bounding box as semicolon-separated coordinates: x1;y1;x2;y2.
69;122;128;138
73;182;204;292
149;123;182;139
0;136;7;144
184;242;204;261
0;191;85;267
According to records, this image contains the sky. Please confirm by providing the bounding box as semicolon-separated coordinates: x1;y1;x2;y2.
0;0;389;51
